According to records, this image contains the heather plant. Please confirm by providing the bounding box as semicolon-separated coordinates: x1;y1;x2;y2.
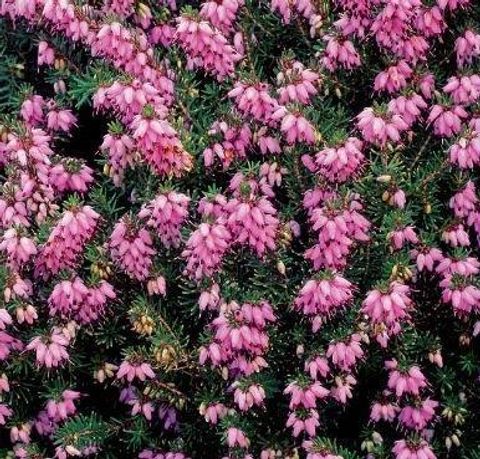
0;0;479;458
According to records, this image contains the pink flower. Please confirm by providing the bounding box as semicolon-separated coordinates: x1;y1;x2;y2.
10;423;31;444
26;329;70;368
356;106;409;147
199;0;244;34
139;451;190;459
0;404;12;425
102;0;135;18
146;276;167;297
306;137;364;183
270;107;316;145
175;16;242;81
455;29;480;68
203;119;252;168
398;398;438;430
35;205;99;279
149;24;176;47
449;130;480;169
361;282;413;346
410;246;443;272
46;106;77;133
182;222;231;281
428;349;444;368
271;0;316;24
138;191;189;248
199;300;275;376
391;188;407;208
333;12;371;38
330;374;356;404
15;303;38;325
38;41;55;66
294;273;354;320
326;334;364;371
109;217;156;281
284;380;329;409
427;104;468;137
389;225;419;250
392;439;436;459
440;274;480;317
374;61;412;94
228;81;281;125
387;362;428;398
436;255;479;277
441;223;470;247
277;61;319;105
130;399;155;421
100;130;136;186
388;93;427;127
116;360;156;382
417;72;436;99
286;409;320;437
449;181;477;217
20;95;45;126
48;276;116;324
437;0;471;11
0;374;9;393
198;283;221;311
0;309;12;330
0;228;37;269
130;107;193;177
303;440;343;459
322;35;361;71
0;329;23;361
233;382;266;411
4;272;32;303
415;6;445;37
94;80;166;124
49;159;94;194
370;400;399;422
305;356;330;380
443;75;480;105
46;390;81;421
226;427;250;448
305;194;370;269
224;191;279;257
199;402;228;424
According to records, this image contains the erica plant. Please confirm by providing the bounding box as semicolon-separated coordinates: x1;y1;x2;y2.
0;0;479;458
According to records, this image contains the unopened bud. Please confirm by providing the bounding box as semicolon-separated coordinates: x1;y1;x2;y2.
222;366;229;380
451;434;461;446
372;431;383;444
296;344;304;357
377;175;392;183
65;445;81;456
445;437;452;450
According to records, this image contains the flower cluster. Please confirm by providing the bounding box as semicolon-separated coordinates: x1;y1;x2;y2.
0;0;479;457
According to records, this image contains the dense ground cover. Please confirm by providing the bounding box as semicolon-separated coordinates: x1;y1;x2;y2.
0;0;479;458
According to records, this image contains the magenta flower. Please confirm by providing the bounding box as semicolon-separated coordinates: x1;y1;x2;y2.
392;439;436;459
35;205;99;279
138;191;190;249
116;360;156;382
387;362;428;398
109;217;156;281
361;282;413;346
398;398;438;430
26;329;70;368
370;400;400;422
